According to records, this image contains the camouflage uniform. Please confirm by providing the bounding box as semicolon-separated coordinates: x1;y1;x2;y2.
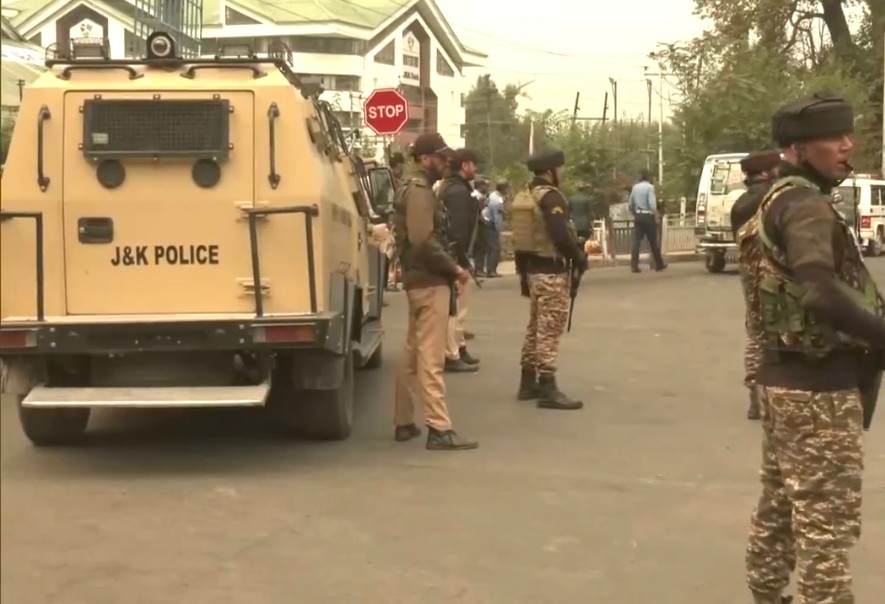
520;272;570;374
739;157;885;602
511;149;586;410
732;153;781;421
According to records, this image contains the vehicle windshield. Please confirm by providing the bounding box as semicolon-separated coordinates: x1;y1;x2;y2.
832;185;859;227
708;161;746;196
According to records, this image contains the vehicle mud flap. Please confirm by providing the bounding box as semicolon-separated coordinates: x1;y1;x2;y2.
0;356;45;396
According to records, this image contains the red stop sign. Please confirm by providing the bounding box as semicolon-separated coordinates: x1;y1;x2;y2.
363;88;409;136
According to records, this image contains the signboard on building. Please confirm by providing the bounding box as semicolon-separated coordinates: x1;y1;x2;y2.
70;18;104;45
363;88;409;136
401;31;420;85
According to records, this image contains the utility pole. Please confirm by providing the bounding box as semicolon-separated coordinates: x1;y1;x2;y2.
644;65;673;186
645;78;653;171
608;78;618;124
571;91;580;127
486;84;495;166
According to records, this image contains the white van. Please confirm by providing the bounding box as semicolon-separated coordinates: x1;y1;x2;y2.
834;175;885;256
695;152;748;272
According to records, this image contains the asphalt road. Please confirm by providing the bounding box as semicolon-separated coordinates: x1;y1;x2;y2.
2;261;884;604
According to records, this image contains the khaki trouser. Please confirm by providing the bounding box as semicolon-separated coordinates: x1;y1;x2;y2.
445;281;470;360
394;285;453;431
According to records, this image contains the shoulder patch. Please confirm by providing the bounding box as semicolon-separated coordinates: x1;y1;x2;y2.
550;206;564;215
407;177;427;189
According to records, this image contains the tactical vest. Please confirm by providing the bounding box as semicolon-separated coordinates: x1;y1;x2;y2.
511;184;575;257
737;175;885;358
391;176;452;269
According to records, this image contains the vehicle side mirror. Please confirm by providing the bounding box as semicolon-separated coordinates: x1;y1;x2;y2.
367;166;395;217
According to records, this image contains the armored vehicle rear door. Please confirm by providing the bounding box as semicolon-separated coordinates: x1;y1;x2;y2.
62;91;256;315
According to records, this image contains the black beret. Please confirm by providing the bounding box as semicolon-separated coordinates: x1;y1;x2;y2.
526;149;565;172
740;150;781;174
771;92;854;146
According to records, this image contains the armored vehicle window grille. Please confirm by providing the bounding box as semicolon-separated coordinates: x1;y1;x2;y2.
82;99;230;160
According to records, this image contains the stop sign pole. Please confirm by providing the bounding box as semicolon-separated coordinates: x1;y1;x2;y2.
363;88;409;136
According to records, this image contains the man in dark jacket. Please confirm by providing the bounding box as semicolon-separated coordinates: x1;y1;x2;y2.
729;150;781;421
439;148;482;373
567;183;594;242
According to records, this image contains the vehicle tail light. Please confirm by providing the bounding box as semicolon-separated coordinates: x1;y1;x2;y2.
861;216;871;229
696;209;706;225
0;330;37;349
253;324;316;344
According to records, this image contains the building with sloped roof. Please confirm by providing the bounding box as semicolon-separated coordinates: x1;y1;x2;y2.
3;0;486;150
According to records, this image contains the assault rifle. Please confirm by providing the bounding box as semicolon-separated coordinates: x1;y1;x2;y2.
860;351;882;431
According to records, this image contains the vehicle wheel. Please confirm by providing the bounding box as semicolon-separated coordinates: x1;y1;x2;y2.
705;252;726;273
362;341;383;370
18;399;90;446
871;228;885;257
296;353;353;440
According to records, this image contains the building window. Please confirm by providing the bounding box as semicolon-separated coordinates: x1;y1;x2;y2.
292;36;364;55
460;93;466;108
373;40;395;64
436;50;454;77
404;55;419;68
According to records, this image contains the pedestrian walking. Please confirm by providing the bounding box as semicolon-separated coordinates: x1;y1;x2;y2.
510;149;587;410
730;150;781;420
739;92;885;604
391;132;478;451
628;170;667;273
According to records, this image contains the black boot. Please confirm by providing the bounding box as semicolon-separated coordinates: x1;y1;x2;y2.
747;388;761;420
445;358;478;373
458;346;480;365
426;427;479;451
517;367;540;400
537;374;583;410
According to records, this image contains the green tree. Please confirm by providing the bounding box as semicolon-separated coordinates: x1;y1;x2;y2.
655;0;881;199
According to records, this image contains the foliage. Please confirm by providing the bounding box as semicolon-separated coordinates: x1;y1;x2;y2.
656;0;883;196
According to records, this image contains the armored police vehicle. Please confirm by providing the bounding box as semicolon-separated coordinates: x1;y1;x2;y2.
0;30;394;445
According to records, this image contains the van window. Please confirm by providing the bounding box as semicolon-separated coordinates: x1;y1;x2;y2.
872;186;885;206
833;185;859;225
709;162;744;196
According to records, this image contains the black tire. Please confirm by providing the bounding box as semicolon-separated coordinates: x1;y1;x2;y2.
298;354;354;440
18;400;90;446
705;252;726;273
868;228;884;257
362;341;383;370
270;354;354;441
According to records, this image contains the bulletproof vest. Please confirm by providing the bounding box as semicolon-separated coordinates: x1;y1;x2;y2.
391;176;451;269
511;184;574;257
737;175;885;358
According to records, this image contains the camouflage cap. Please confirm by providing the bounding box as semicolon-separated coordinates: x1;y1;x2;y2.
771;92;854;146
527;149;565;172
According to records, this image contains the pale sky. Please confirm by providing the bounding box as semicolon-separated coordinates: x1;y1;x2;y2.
437;0;708;121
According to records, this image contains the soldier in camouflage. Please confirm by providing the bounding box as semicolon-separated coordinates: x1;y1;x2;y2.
737;93;885;604
730;150;781;420
511;150;587;410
